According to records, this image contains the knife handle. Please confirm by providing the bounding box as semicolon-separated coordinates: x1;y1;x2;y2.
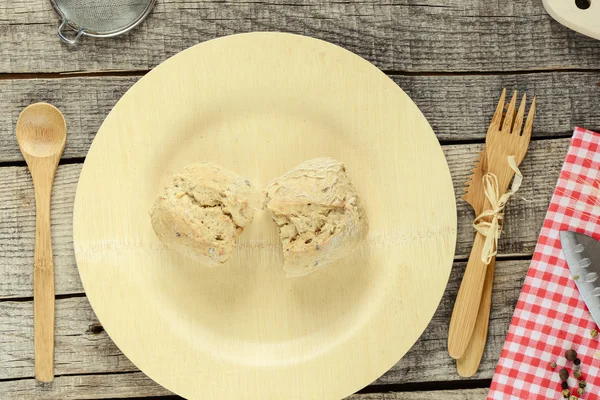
456;255;496;376
448;231;488;360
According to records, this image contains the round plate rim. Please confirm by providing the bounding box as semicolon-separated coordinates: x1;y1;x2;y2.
73;32;457;399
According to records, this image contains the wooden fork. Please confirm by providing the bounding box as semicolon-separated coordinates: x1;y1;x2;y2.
448;90;536;360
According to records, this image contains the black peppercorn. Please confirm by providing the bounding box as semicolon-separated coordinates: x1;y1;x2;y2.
559;368;569;381
574;358;581;366
566;349;577;361
561;381;569;390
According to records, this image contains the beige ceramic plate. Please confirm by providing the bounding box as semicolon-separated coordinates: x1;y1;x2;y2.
543;0;600;40
73;33;457;399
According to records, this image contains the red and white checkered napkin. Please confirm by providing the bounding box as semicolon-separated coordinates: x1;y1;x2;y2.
489;127;600;400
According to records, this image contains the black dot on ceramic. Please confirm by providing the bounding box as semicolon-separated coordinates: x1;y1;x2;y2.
575;0;591;10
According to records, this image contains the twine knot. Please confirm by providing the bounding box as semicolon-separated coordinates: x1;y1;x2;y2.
473;156;522;265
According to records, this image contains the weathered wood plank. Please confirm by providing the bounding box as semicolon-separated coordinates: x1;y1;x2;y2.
0;138;565;299
0;77;136;162
350;389;488;400
396;72;600;142
1;0;599;73
2;72;597;162
0;370;488;400
0;296;135;381
0;259;525;383
377;259;526;385
0;372;172;400
450;138;567;258
0;164;80;299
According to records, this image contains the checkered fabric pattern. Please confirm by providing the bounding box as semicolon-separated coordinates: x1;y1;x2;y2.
489;128;600;399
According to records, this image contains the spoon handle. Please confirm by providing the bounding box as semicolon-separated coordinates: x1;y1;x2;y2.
32;172;55;382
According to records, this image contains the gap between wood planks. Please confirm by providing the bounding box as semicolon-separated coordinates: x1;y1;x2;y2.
0;157;86;169
0;133;576;169
0;371;493;394
356;379;493;394
0;68;600;168
0;67;599;81
0;71;148;81
2;293;87;303
0;369;143;384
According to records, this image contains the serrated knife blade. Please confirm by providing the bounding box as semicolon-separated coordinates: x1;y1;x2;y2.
559;231;600;326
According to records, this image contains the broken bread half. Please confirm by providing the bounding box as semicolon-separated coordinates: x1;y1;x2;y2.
150;162;262;267
265;157;368;277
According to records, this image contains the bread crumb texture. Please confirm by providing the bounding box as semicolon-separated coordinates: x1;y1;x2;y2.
266;157;368;277
150;162;263;267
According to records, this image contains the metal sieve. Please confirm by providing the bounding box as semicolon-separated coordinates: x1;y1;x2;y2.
50;0;157;45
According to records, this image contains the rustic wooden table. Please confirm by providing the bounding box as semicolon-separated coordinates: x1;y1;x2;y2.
1;1;600;399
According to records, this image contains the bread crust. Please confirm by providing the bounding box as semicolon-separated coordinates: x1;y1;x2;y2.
265;158;368;277
150;162;262;266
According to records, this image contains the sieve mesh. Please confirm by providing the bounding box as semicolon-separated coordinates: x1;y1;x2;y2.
53;0;154;35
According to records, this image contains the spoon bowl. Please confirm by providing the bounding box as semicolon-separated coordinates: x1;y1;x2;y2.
16;103;66;159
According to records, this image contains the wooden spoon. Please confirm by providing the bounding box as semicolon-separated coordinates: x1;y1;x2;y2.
16;103;66;382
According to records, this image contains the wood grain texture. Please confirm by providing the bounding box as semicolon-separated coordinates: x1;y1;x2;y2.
16;102;68;383
0;77;136;162
0;0;594;398
0;138;566;300
0;370;488;400
456;145;492;376
1;72;599;162
0;259;526;384
376;258;526;385
0;164;80;299
0;372;172;400
449;91;535;359
449;138;567;258
350;390;488;400
1;0;600;73
0;296;135;382
456;256;496;377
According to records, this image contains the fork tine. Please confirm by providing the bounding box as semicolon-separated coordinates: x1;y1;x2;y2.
512;93;527;136
489;88;506;131
522;96;536;140
502;91;518;133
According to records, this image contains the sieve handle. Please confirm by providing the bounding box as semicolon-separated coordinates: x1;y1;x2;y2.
57;19;84;45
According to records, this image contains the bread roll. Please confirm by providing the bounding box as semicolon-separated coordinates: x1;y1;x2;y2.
265;157;368;277
150;162;262;267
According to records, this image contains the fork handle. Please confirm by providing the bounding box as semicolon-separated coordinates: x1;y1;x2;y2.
448;231;489;359
456;255;496;376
